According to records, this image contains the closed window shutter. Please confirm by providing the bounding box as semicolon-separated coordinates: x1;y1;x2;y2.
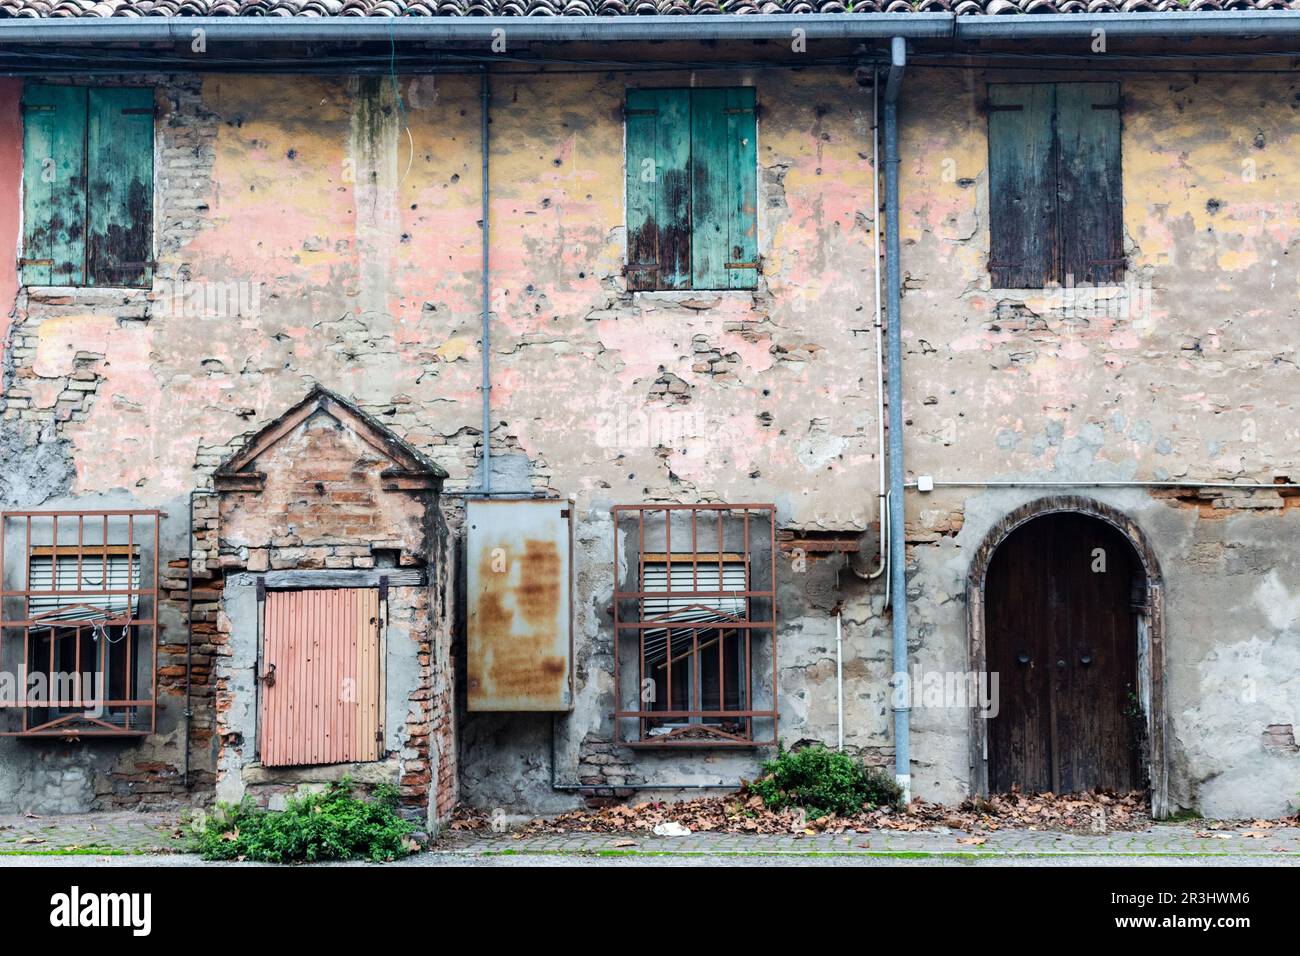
987;83;1057;289
626;88;691;291
260;588;383;767
21;84;88;287
1056;83;1123;286
689;88;758;291
87;88;154;288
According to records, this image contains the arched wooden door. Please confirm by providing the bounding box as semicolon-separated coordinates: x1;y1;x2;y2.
985;512;1144;793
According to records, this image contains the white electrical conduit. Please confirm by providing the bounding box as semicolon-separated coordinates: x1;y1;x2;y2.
836;612;844;751
907;479;1300;491
852;64;889;594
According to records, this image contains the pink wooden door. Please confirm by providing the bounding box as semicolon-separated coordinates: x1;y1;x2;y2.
260;588;381;767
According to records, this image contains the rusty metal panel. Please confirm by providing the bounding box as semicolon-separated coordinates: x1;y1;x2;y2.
260;588;381;767
467;499;572;712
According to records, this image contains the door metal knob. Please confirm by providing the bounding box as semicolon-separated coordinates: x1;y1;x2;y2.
1056;659;1066;668
1080;655;1093;666
1017;653;1030;666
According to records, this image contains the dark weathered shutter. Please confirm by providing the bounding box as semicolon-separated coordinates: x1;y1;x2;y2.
987;84;1056;289
21;84;88;287
689;88;758;291
1056;83;1123;287
87;87;154;288
689;88;727;289
626;89;690;291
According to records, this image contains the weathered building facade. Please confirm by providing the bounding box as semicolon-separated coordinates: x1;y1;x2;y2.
0;6;1297;824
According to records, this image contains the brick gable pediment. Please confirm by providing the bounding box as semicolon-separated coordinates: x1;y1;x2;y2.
213;385;446;494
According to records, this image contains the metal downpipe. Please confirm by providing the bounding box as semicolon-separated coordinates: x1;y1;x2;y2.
883;35;910;803
479;67;492;494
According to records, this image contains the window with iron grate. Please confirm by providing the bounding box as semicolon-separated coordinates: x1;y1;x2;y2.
613;504;777;748
0;511;159;737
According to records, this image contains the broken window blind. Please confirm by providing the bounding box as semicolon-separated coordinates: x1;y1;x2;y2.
27;551;140;626
640;557;748;669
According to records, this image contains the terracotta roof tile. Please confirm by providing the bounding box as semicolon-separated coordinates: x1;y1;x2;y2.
0;0;1295;16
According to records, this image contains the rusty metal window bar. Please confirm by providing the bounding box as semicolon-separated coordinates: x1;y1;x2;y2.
613;504;776;748
0;510;159;737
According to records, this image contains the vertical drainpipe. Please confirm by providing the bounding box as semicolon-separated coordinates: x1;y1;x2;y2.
883;36;910;802
479;66;492;494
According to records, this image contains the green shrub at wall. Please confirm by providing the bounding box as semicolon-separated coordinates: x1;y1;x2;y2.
191;780;417;863
748;745;903;818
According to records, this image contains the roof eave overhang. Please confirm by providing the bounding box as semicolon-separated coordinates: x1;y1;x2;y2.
0;13;954;45
3;12;1300;56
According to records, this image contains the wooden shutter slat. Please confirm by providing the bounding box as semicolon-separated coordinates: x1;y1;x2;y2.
626;89;690;291
1056;83;1124;287
987;83;1056;289
725;87;758;291
21;84;87;287
87;87;154;288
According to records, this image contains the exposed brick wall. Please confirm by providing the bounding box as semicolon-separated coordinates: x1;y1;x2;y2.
218;411;430;574
208;402;453;821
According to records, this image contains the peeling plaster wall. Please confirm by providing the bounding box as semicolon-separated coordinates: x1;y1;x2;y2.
0;58;1296;817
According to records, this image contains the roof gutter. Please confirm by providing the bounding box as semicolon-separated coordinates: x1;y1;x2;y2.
0;13;953;45
4;11;1300;47
954;10;1300;39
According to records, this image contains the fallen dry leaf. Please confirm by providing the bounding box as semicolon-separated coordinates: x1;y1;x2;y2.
451;785;1295;841
957;836;987;845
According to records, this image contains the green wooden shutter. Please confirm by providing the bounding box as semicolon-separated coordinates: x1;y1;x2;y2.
987;84;1057;289
87;87;154;288
626;89;690;291
1056;83;1123;287
689;87;758;290
21;84;88;287
724;87;758;290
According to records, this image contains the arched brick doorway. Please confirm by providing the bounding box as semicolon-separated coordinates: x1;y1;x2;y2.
967;497;1168;816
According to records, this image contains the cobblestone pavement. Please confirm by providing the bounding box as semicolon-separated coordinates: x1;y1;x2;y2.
0;812;186;855
1;811;1298;865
